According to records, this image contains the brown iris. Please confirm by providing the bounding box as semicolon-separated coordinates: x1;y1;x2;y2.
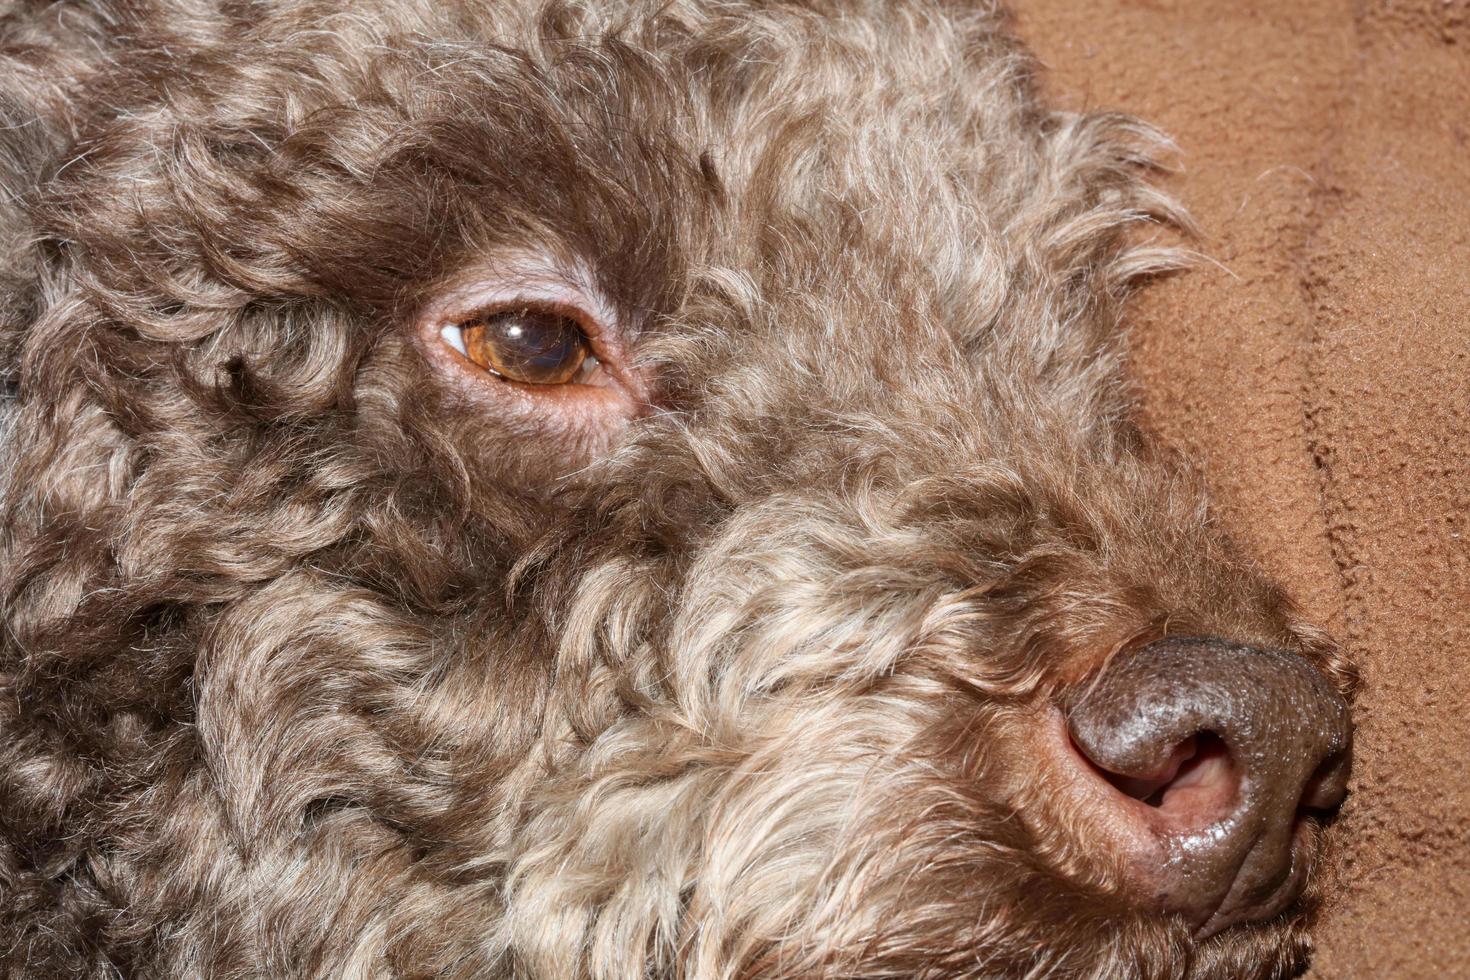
461;308;590;385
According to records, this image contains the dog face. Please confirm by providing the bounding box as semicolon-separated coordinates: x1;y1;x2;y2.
0;2;1352;977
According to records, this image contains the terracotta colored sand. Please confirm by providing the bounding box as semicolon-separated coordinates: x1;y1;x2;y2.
1016;0;1470;975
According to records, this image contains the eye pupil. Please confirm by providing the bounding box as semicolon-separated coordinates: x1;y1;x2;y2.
461;309;589;385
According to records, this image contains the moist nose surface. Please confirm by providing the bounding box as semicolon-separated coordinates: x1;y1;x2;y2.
1067;637;1353;935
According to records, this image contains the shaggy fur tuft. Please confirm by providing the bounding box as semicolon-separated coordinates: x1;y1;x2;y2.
0;1;1353;977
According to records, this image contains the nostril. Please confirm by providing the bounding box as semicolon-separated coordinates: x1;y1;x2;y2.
1101;732;1199;805
1152;734;1235;815
1075;730;1239;825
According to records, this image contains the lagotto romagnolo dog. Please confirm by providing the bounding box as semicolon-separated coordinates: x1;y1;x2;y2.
0;1;1357;978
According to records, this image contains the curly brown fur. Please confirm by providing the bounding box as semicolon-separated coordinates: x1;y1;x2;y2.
0;1;1355;977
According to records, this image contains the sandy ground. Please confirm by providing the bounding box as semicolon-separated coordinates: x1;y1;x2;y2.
1015;0;1470;975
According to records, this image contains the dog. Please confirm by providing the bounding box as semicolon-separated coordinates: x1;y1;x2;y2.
0;1;1355;977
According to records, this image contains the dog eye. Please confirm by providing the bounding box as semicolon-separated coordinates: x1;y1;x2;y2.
442;308;595;385
417;265;647;437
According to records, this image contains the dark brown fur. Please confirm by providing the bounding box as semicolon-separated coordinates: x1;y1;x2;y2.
0;1;1354;977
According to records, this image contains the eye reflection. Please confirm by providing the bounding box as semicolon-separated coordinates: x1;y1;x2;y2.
448;308;593;385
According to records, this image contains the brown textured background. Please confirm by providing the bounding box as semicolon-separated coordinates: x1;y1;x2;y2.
1016;0;1470;975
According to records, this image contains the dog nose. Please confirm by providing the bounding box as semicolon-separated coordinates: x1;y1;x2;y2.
1065;637;1352;937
